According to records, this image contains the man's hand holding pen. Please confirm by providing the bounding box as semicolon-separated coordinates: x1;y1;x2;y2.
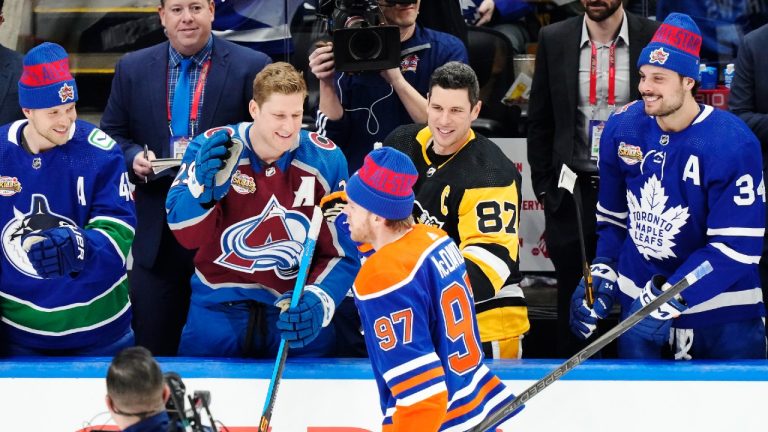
133;144;156;183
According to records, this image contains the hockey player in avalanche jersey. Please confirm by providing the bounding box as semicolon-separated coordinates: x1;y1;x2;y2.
571;14;766;359
166;62;359;357
0;43;135;355
344;147;521;432
387;62;529;359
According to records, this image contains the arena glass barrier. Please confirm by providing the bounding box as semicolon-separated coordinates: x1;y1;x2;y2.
0;357;766;431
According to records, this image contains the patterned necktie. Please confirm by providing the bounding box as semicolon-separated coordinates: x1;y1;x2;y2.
170;58;192;136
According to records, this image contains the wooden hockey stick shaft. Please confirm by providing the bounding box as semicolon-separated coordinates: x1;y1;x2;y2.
470;261;713;432
259;207;324;432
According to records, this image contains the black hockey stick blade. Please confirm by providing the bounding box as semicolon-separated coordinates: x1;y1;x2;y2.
470;261;713;432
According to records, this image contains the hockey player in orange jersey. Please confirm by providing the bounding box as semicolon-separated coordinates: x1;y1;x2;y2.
343;147;522;431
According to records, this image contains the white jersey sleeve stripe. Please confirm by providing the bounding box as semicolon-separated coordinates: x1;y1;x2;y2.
395;382;448;406
597;215;627;229
382;352;441;383
684;287;763;314
597;203;628;219
462;245;511;282
711;242;761;264
707;227;765;237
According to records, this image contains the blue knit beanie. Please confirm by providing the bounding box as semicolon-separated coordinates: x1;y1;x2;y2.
347;147;418;220
18;42;78;109
637;13;702;80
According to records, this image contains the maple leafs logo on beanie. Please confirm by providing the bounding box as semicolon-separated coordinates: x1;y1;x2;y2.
58;83;75;103
649;47;669;65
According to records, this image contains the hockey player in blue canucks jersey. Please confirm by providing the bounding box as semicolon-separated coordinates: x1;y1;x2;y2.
0;43;135;355
570;13;766;359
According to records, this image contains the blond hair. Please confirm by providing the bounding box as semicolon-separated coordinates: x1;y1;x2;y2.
252;62;308;106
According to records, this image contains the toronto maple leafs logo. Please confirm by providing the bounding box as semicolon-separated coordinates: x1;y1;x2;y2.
627;175;689;260
1;194;76;278
649;47;669;65
58;83;75;103
215;196;310;278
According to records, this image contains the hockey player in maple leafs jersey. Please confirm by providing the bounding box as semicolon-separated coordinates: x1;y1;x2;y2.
166;63;358;357
0;43;135;356
586;14;766;359
344;147;521;432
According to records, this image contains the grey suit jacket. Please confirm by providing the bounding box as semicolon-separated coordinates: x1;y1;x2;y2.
0;44;23;126
527;12;659;211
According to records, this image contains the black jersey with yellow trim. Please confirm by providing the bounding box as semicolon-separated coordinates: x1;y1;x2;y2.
385;124;523;303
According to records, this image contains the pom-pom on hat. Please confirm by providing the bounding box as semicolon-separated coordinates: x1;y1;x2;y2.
18;42;78;109
637;13;702;79
346;147;418;220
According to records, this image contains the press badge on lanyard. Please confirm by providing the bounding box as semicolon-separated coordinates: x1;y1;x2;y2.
168;60;210;159
588;40;616;161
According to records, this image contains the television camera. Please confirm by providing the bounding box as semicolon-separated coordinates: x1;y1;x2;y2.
165;372;217;432
320;0;417;72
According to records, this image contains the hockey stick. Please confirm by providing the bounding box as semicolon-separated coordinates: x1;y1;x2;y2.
558;164;594;305
470;260;713;432
259;206;324;432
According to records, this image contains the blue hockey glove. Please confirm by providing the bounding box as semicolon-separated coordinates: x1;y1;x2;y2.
569;257;617;339
275;286;335;349
189;130;242;208
626;275;688;345
22;225;88;278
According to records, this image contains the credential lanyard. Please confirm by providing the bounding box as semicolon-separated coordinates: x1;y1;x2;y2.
589;41;616;110
166;59;211;137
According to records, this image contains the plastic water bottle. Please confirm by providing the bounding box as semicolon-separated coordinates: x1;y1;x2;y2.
724;63;735;89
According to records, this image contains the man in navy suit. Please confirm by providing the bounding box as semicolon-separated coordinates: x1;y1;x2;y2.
729;23;768;331
101;0;270;356
0;0;23;125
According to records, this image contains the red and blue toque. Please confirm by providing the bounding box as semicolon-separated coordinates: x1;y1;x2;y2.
637;13;702;80
18;42;78;109
347;147;418;220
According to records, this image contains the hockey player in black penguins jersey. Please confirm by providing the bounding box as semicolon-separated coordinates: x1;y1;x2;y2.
385;61;529;359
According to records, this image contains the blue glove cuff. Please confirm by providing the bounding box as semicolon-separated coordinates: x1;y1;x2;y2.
305;285;335;327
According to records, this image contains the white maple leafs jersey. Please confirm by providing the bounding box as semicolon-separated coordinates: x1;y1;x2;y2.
596;101;765;328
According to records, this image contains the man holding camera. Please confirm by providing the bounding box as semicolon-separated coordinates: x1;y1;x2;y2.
309;0;467;173
106;347;170;431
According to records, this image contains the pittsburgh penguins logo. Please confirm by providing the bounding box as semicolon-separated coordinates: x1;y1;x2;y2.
1;194;77;278
215;196;311;278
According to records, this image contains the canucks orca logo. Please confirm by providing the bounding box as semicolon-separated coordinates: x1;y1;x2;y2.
1;194;77;278
215;196;311;278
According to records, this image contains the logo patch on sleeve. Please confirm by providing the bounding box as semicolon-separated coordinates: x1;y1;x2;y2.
308;132;337;150
231;170;256;194
87;128;116;150
0;176;22;197
203;126;236;138
618;142;643;165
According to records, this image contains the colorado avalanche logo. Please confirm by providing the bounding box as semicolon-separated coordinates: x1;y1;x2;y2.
1;194;77;278
649;47;669;65
215;196;310;278
401;54;419;73
58;83;75;103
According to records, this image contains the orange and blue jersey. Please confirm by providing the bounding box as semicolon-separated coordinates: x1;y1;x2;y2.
353;224;522;431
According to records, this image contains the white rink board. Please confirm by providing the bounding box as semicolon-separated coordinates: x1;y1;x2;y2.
1;358;766;431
